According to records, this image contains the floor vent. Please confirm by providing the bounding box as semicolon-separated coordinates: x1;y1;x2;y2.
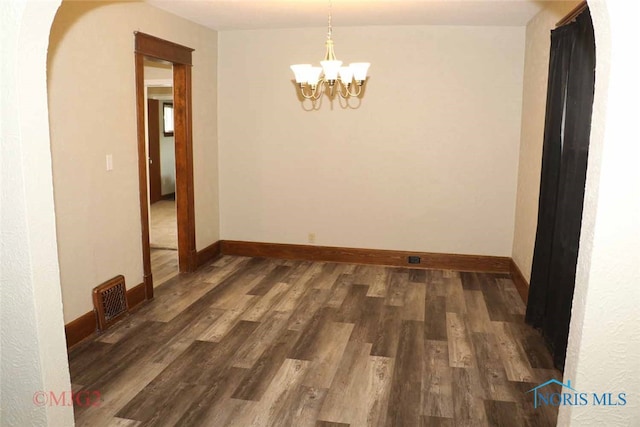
93;275;129;331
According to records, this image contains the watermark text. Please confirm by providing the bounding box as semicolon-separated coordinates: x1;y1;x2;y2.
33;390;101;408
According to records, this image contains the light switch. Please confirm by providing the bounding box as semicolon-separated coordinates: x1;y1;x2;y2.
106;154;113;171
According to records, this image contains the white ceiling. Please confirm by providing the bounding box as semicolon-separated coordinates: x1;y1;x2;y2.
145;0;554;31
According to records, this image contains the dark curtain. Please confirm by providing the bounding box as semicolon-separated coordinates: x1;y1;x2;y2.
525;9;595;371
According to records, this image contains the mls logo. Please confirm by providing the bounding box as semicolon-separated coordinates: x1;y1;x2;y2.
527;379;627;408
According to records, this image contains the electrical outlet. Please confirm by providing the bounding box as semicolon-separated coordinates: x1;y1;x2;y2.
106;154;113;171
408;256;421;264
308;232;316;244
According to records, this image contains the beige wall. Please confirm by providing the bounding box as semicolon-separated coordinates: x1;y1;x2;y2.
48;1;219;323
219;25;525;256
511;1;581;281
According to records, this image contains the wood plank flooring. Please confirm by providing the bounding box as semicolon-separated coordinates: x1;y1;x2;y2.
68;256;561;426
151;248;179;287
150;200;177;250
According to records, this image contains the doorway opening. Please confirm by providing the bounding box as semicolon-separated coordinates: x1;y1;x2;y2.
525;5;595;370
145;60;179;286
135;32;197;300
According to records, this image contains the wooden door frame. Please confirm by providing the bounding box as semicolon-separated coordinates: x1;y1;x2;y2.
147;98;162;204
135;32;197;300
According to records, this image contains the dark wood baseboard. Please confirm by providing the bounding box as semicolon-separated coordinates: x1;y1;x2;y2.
64;311;97;350
127;282;147;310
196;241;222;268
65;281;147;349
189;249;198;272
143;273;153;300
510;259;529;304
220;240;511;273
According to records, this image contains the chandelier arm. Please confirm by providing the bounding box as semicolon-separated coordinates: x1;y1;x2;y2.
337;82;349;99
299;85;314;99
336;81;363;99
300;90;316;100
312;81;325;100
347;84;363;97
300;81;325;100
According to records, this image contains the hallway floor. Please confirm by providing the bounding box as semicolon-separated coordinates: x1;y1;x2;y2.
68;256;561;426
151;248;179;287
150;199;177;250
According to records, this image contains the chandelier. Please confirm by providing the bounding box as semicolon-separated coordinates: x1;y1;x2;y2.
290;3;370;100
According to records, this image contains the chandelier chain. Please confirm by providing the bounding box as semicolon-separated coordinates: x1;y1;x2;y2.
327;0;332;40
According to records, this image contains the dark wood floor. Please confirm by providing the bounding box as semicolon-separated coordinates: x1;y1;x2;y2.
151;248;179;287
68;256;561;426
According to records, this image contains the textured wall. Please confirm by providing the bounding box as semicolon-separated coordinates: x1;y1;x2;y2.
48;1;219;323
511;1;581;281
560;0;640;425
219;25;525;257
0;0;73;425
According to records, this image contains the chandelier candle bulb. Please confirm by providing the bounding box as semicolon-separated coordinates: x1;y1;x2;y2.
338;67;354;86
291;64;312;84
307;67;323;87
289;1;370;101
350;63;371;84
320;60;342;83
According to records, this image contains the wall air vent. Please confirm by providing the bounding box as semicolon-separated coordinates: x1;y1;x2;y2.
93;275;128;331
